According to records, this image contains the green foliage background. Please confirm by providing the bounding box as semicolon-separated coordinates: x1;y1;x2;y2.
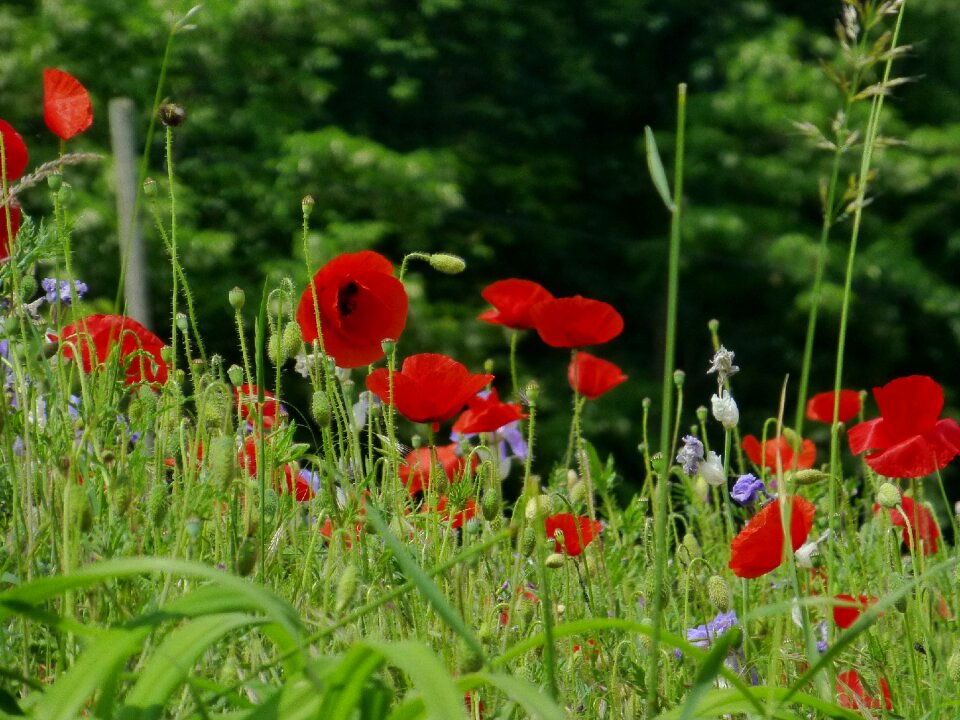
3;0;959;487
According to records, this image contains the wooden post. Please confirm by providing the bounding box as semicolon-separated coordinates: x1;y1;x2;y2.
108;97;152;328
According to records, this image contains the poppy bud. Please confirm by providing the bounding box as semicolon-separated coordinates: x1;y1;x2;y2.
792;469;830;486
282;322;302;358
48;174;62;192
569;481;588;507
545;552;565;569
525;494;553;521
335;564;359;614
673;369;685;387
185;516;201;540
227;364;244;386
228;287;245;311
262;488;278;519
481;488;500;521
143;177;157;197
707;575;732;612
682;533;702;561
876;482;901;509
524;381;539;405
459;639;484;673
158;102;186;127
642;397;652;410
301;195;315;217
267;334;285;365
520;526;537;556
236;536;258;576
311;390;331;427
207;435;237;489
428;253;466;275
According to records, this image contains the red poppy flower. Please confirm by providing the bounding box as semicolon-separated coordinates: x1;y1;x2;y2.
238;437;314;502
832;594;877;630
848;375;960;479
296;250;408;368
59;314;168;386
43;69;93;141
434;496;478;529
366;353;493;429
531;296;623;348
742;434;816;472
873;495;940;555
568;351;627;399
837;670;892;712
499;589;539;627
806;390;862;424
0;203;21;261
728;496;815;579
544;513;603;556
398;443;474;495
320;517;364;549
0;120;28;182
452;389;526;434
478;278;554;330
234;384;286;428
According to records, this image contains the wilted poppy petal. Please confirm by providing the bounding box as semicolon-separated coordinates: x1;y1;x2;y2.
478;278;554;330
43;69;93;141
0;120;28;181
806;390;861;424
568;351;627;400
531;296;623;348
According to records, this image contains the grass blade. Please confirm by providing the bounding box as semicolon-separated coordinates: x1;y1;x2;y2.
644;126;676;212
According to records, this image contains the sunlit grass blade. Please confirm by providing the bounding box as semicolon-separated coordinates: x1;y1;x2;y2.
372;641;465;720
316;644;386;719
365;505;485;663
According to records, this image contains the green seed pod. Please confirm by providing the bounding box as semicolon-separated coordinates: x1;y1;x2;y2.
302;195;315;216
236;537;258;576
481;488;500;522
707;575;732;612
335;564;359;614
207;436;237;489
70;483;92;533
227;364;244;387
282;321;302;358
520;526;537;556
792;469;831;486
311;390;331;427
428;253;466;275
673;369;685;387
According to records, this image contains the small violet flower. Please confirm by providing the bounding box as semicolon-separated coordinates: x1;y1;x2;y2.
731;473;765;505
677;435;705;477
677;610;740;659
42;278;88;305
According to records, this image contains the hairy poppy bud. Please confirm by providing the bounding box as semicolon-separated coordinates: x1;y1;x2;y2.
876;482;901;509
520;526;536;556
525;494;553;521
948;651;960;683
311;390;331;427
207;435;236;489
282;322;302;358
428;253;466;275
524;381;539;405
793;469;831;486
707;575;732;612
228;287;245;311
267;334;285;365
481;488;500;521
148;481;168;527
545;552;565;569
158;102;186;127
335;564;359;614
236;537;258;576
682;533;702;561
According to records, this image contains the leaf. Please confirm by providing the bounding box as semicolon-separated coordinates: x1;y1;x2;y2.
372;641;465;720
644;126;676;212
316;645;386;720
364;505;485;663
120;613;263;720
469;671;565;720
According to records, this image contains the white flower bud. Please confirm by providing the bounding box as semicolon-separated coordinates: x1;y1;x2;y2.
711;390;739;430
700;451;726;487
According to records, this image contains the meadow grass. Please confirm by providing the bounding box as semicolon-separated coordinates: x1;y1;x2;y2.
2;1;959;718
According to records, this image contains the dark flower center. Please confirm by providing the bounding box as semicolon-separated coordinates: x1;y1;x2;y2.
337;281;360;317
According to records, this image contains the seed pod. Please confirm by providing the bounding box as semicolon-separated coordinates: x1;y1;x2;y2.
228;287;245;311
545;553;565;569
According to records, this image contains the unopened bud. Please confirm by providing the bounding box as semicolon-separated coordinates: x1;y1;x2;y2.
876;482;902;510
520;526;536;556
301;195;315;216
707;575;732;612
282;322;302;358
428;253;466;274
236;536;258;576
267;334;285;364
481;488;500;521
311;390;331;427
158;102;187;127
48;174;62;192
793;469;831;486
569;481;588;506
948;651;960;683
524;381;539;405
525;494;553;521
175;313;188;332
143;178;157;197
545;553;565;569
682;533;702;561
673;369;685;387
207;436;237;489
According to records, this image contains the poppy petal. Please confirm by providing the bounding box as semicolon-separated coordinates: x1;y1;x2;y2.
806;390;861;424
0;120;28;181
532;296;623;348
568;351;628;400
43;69;93;141
478;278;554;330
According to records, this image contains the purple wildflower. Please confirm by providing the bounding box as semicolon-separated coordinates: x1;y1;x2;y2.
676;435;705;476
731;473;766;505
41;278;88;305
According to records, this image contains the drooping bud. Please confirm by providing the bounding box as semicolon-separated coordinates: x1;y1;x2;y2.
525;494;553;521
228;287;245;311
428;253;466;274
148;481;169;528
520;526;537;556
267;334;285;365
682;533;702;561
876;482;902;510
792;469;831;486
569;481;588;506
707;575;732;612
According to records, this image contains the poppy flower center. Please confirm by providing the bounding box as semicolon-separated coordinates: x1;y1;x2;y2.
337;281;360;317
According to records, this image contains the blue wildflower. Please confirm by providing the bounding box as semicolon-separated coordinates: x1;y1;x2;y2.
41;278;88;305
731;473;766;505
676;435;705;476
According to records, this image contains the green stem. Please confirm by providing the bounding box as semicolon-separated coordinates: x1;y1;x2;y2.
648;82;686;716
